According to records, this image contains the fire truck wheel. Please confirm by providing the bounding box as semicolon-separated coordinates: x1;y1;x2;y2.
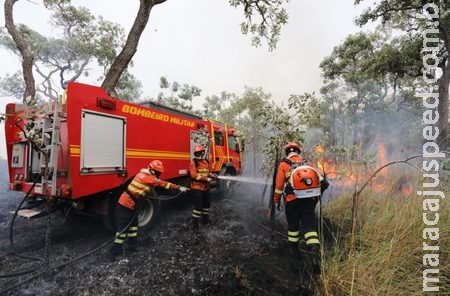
137;198;160;231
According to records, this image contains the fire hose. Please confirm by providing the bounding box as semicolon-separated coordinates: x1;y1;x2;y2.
0;173;44;279
0;184;188;294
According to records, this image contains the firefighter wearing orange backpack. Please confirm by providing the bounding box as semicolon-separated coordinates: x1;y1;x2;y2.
273;142;329;267
190;145;218;231
110;160;189;261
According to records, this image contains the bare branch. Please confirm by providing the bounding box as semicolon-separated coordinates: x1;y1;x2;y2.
65;58;90;87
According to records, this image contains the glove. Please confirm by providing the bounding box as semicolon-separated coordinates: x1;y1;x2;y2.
206;178;213;182
179;187;189;193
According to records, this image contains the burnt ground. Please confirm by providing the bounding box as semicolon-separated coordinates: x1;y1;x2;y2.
0;182;326;296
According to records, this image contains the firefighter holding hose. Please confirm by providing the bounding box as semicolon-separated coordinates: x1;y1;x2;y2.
190;145;217;231
110;160;189;261
273;142;329;269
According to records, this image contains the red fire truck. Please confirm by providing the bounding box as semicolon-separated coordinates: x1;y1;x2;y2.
4;82;242;229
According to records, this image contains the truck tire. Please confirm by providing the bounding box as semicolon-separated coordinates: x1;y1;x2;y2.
136;197;160;231
103;196;161;232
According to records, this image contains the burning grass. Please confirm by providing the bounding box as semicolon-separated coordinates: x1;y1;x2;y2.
318;180;449;296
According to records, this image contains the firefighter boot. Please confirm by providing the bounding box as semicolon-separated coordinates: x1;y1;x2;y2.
128;238;138;254
110;244;123;262
201;214;210;225
289;241;301;260
192;217;200;232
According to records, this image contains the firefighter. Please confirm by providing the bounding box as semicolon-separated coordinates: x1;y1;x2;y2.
273;142;329;268
190;145;217;231
110;160;189;260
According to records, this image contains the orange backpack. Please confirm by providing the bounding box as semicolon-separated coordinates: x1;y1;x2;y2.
282;157;322;198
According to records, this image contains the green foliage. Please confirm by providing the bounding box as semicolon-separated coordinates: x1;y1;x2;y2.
0;72;25;99
156;76;201;111
0;0;141;101
113;70;143;102
201;91;237;121
229;0;289;50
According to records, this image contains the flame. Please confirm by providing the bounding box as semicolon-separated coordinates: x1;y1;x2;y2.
315;144;325;154
398;175;414;197
315;142;415;196
372;142;388;193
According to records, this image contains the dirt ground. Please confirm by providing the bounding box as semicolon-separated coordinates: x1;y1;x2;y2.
0;182;324;296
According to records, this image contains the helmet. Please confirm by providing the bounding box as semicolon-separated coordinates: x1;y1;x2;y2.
149;160;165;173
284;142;302;154
194;145;206;157
194;145;206;153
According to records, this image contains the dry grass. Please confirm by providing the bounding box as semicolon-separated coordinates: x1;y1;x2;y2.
318;176;449;296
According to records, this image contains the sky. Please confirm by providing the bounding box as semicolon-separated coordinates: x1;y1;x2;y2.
0;0;376;159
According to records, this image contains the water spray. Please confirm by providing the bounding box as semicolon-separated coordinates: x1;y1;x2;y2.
216;175;271;185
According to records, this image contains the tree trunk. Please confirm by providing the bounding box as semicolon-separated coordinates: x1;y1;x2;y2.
4;0;36;100
102;0;161;94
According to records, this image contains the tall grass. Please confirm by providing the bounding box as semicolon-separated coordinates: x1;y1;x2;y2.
318;176;449;295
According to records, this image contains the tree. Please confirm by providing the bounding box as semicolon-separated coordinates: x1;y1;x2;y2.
3;0;290;101
355;0;450;148
201;91;236;121
2;0;142;101
320;30;424;152
156;76;201;112
102;0;289;94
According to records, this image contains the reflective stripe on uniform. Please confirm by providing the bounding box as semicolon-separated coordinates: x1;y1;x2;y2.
198;168;209;172
196;176;202;180
275;189;283;194
165;183;171;189
192;209;202;218
128;180;150;196
306;238;320;245
127;232;138;238
114;238;125;244
285;172;291;178
129;226;138;231
202;208;210;215
288;230;300;242
304;231;318;239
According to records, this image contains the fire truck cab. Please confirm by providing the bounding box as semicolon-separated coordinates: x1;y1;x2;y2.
4;82;242;230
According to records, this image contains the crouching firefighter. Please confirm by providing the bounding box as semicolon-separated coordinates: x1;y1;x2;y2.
110;160;189;260
189;145;218;231
273;142;329;268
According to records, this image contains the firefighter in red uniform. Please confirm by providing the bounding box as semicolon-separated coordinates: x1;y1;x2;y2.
273;142;329;268
111;160;188;260
190;145;217;231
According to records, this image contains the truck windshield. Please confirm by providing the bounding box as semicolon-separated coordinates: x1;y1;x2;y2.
228;135;238;151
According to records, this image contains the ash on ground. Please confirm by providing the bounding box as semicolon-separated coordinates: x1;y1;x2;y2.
0;182;323;296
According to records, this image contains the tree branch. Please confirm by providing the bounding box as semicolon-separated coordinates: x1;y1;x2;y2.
66;58;90;87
